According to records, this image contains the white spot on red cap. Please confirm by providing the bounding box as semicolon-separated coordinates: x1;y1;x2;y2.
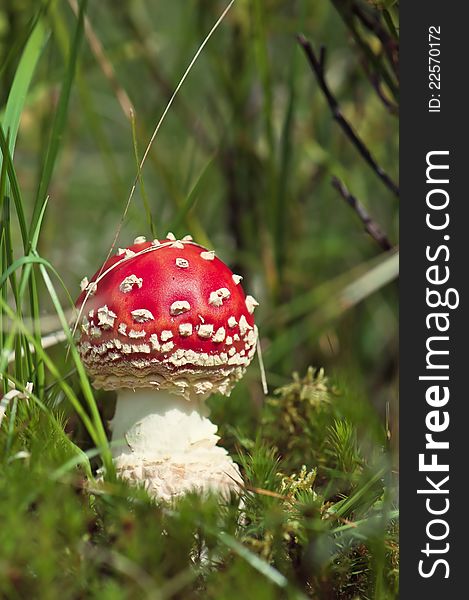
239;315;252;336
175;258;189;268
80;277;89;291
131;309;154;323
170;301;191;316
198;324;213;339
128;329;146;339
208;288;231;307
161;330;173;342
90;326;102;338
118;323;127;336
232;274;243;285
179;323;193;336
161;341;174;353
246;329;257;346
227;316;237;328
166;232;176;241
149;333;160;351
213;327;226;343
97;305;117;329
119;274;143;293
151;239;160;247
133;235;146;244
226;336;233;345
171;241;184;249
133;343;151;353
245;295;259;314
182;235;193;241
124;249;136;259
239;315;252;335
200;250;215;261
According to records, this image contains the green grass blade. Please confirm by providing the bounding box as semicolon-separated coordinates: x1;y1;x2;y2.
273;45;298;282
130;110;155;237
1;18;47;159
0;247;111;473
0;134;48;395
216;530;307;598
37;264;113;473
30;0;88;237
0;149;7;393
50;446;98;481
0;296;99;453
0;125;28;249
27;199;49;397
168;152;217;233
0;254;56;291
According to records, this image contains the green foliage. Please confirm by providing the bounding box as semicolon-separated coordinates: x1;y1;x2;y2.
261;368;334;470
327;418;362;474
1;0;398;598
0;370;397;599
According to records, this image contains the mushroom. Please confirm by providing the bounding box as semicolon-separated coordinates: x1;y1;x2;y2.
75;236;259;501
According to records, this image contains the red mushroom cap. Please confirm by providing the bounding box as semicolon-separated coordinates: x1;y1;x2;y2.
75;235;258;398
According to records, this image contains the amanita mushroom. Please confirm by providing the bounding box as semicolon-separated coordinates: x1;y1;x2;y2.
75;234;259;501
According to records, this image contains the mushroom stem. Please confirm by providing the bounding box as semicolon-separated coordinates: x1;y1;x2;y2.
110;389;242;500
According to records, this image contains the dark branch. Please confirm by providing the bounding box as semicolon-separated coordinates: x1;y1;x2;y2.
351;3;399;80
297;34;399;198
331;176;393;251
359;55;399;115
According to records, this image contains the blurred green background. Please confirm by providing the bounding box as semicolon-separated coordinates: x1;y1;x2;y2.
0;1;399;597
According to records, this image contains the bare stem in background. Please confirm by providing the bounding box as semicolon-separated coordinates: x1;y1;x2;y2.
360;55;399;115
331;0;399;104
296;34;399;198
331;176;393;252
351;2;399;80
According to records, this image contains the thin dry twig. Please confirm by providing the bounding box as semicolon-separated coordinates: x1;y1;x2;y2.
296;34;399;198
331;176;393;251
351;2;399;80
256;337;269;395
360;55;398;116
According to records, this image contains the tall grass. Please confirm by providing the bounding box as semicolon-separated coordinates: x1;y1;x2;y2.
1;0;111;473
1;1;398;598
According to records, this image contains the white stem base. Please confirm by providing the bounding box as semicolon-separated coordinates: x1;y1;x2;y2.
110;389;242;501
